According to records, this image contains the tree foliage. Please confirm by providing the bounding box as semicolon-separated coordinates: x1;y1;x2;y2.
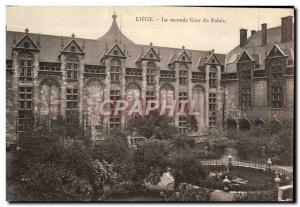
235;121;293;165
132;139;171;181
127;114;179;139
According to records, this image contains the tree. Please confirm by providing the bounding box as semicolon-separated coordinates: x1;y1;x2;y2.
132;139;171;182
92;131;134;180
205;127;232;155
127;113;178;139
8;116;96;201
219;82;234;128
167;148;206;189
93;131;130;164
90;160;122;200
235;121;293;165
172;133;195;150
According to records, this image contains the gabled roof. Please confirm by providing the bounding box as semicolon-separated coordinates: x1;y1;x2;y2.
236;50;254;63
138;46;160;61
175;50;192;63
225;22;294;73
13;33;39;50
266;44;286;59
61;38;84;54
101;43;126;60
206;52;221;64
6;13;226;70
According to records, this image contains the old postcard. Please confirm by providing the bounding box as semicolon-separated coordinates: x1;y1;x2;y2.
6;6;294;202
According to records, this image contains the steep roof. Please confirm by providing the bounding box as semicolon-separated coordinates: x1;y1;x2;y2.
225;24;294;73
6;13;225;71
96;12;135;46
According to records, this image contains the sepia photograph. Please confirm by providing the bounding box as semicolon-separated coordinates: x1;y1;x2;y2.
5;6;295;202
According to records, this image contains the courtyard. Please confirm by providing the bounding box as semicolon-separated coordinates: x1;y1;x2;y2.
6;114;293;202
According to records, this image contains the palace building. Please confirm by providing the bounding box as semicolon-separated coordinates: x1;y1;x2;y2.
222;16;294;132
6;13;294;144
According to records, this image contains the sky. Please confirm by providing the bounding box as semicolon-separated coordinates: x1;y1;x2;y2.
6;6;294;53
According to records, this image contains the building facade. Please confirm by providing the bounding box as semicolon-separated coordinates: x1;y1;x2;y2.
6;14;294;144
222;16;294;132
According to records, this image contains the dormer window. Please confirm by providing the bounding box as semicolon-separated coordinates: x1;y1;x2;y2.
149;53;153;59
146;62;156;84
111;59;121;83
209;65;217;88
19;53;33;80
114;50;118;56
211;59;215;64
66;55;79;80
24;42;29;48
182;56;185;61
179;63;188;85
70;46;76;52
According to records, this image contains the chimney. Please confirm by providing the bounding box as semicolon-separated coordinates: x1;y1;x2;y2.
261;23;267;46
251;30;256;36
281;16;293;43
240;29;247;47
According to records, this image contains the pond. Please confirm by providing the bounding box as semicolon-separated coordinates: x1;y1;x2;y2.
197;165;276;191
104;165;279;201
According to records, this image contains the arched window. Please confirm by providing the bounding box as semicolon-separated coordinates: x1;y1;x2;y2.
19;53;33;80
227;118;237;130
179;63;188;85
192;86;205;135
126;84;141;101
209;65;217;88
40;79;60;117
146;62;156;84
160;84;174;102
111;59;121;83
239;118;250;131
66;55;79;79
84;81;104;139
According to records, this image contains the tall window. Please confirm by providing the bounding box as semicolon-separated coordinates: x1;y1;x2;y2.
6;60;13;69
18;86;33;132
66;88;78;109
179;92;188;111
19;86;32;110
110;90;121;101
19;54;33;80
146;91;155;101
160;85;174;103
110;116;121;129
241;88;251;108
126;85;141;102
271;60;283;79
272;87;283;108
179;63;188;85
209;93;216;111
209;112;217;128
66;56;79;79
179;116;188;134
241;65;251;82
146;62;156;84
111;59;121;83
209;65;217;88
209;93;217;128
